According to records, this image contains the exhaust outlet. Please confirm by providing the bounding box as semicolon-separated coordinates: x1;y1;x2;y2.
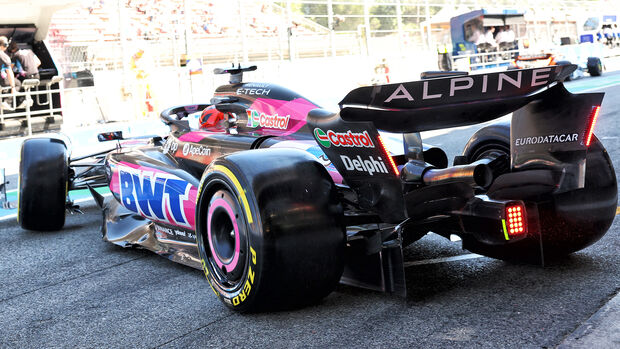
422;160;493;188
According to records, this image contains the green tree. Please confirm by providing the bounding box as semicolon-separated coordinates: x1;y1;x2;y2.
369;4;396;33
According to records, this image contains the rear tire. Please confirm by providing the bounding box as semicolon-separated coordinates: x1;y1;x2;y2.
462;125;616;262
18;138;68;231
587;57;603;76
195;148;345;312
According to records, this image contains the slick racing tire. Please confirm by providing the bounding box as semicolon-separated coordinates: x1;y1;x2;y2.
18;138;69;231
461;124;616;262
587;57;603;77
195;148;345;312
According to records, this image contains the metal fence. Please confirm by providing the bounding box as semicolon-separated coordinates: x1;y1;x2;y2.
43;0;619;125
49;0;618;72
0;77;63;136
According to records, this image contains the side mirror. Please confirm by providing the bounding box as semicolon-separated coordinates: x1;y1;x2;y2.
98;131;123;142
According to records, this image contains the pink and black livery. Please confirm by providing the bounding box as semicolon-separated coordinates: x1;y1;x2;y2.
14;64;617;312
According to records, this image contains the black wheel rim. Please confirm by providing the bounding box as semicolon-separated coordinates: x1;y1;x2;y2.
472;144;509;162
211;207;236;265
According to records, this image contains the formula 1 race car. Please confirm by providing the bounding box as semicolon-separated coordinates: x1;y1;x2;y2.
9;64;617;312
509;49;604;80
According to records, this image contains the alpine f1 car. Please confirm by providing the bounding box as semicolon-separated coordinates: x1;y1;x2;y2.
8;64;617;312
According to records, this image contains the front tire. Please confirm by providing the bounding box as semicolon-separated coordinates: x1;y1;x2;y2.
196;148;345;312
18;138;68;231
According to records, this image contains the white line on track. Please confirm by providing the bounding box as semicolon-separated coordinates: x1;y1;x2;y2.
0;193;112;222
0;214;17;222
403;253;483;268
572;82;620;93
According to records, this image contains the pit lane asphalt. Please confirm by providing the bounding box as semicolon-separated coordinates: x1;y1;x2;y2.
1;74;620;348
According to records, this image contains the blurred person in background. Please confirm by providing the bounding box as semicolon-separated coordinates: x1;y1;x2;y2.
603;24;613;46
130;46;156;118
0;36;19;110
504;26;515;43
484;27;497;47
475;27;497;62
8;41;41;81
496;25;516;51
476;27;497;49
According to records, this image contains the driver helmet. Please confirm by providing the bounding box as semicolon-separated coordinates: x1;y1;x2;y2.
199;105;226;129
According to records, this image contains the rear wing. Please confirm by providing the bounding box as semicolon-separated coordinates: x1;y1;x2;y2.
338;65;576;133
308;64;602;222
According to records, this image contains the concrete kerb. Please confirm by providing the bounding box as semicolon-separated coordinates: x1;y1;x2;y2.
558;290;620;348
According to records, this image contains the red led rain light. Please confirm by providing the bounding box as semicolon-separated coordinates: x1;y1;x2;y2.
377;135;399;176
585;106;601;147
506;204;526;236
